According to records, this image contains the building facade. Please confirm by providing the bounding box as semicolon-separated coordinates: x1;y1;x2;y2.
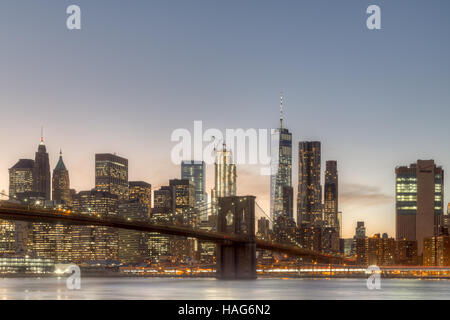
95;153;129;200
323;160;338;228
33;137;51;200
270;96;293;222
211;145;236;216
181;161;207;221
396;160;444;257
297;141;322;225
52;151;71;205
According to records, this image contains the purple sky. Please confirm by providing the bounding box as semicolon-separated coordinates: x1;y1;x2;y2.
1;0;450;237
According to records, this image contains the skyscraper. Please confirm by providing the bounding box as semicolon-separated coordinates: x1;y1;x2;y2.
71;190;119;263
52;150;71;205
169;179;196;226
270;94;293;222
33;136;51;200
149;185;175;262
323;160;338;228
8;159;35;255
9;159;35;198
297;141;322;225
128;181;152;206
211;144;236;216
181;160;207;220
129;181;152;220
95;153;129;200
395;160;444;257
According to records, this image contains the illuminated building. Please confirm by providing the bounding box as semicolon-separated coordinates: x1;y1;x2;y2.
181;161;207;221
297;141;322;225
169;179;197;263
395;160;444;257
443;203;450;230
118;199;150;263
71;190;119;263
0;220;16;255
197;218;216;264
356;234;397;266
148;185;175;263
95;153;129;200
5;159;35;255
33;135;51;200
211;144;236;216
128;181;152;219
299;223;322;252
395;239;417;265
274;215;301;247
0;256;54;274
323;161;338;228
52;150;71;205
270;94;293;222
423;236;450;266
321;227;339;254
170;179;196;226
9;159;35;198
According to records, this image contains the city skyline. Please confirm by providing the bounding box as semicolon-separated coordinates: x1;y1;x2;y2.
2;1;450;239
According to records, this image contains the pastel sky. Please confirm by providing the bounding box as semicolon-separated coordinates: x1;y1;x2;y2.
1;0;449;238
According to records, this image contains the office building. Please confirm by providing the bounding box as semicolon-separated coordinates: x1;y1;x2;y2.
211;145;236;216
323;161;338;228
95;153;129;200
270;94;293;221
181;161;207;221
297;141;322;225
71;190;119;263
52;150;71;205
33;136;51;200
396;160;444;257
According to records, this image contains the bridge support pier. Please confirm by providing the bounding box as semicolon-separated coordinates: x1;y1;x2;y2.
216;196;256;280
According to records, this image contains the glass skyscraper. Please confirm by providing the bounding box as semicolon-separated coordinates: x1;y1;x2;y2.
211;145;236;217
270;95;292;222
395;160;444;257
181;160;207;221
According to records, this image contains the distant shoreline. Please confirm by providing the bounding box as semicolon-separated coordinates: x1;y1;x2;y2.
1;273;450;280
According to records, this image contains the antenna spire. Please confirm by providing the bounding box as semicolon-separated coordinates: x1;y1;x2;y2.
40;126;44;144
279;92;284;129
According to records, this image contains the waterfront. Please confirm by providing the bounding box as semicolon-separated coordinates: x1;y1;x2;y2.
0;277;450;300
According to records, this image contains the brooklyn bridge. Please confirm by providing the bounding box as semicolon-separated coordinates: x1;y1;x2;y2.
0;197;354;279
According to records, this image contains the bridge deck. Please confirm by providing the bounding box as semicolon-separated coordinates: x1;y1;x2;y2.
0;203;354;264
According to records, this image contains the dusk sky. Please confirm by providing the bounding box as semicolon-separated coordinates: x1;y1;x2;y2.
1;0;449;238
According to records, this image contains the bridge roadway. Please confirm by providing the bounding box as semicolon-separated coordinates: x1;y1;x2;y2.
0;203;353;264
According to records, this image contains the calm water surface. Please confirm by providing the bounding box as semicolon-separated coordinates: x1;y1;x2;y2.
0;277;450;299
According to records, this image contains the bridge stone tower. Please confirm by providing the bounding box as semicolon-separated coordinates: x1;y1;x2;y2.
217;196;256;279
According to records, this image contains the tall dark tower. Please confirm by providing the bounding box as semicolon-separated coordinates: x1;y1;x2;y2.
324;160;338;228
52;149;71;205
297;141;322;226
33;134;51;200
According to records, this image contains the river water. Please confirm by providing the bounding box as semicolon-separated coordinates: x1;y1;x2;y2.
0;277;449;299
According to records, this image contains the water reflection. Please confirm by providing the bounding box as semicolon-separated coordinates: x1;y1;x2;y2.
0;277;449;300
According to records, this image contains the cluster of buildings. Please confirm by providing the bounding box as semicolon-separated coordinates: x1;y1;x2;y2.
1;95;450;270
258;96;341;258
0;133;239;269
345;160;450;266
